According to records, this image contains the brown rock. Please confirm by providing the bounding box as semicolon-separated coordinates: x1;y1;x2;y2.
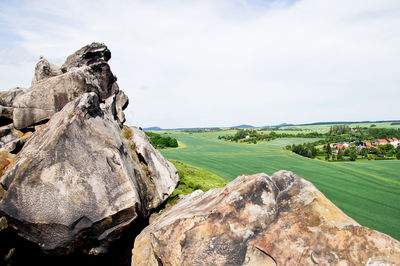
132;170;400;266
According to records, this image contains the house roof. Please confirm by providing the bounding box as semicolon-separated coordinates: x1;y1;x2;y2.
365;141;372;147
393;137;398;141
377;139;388;143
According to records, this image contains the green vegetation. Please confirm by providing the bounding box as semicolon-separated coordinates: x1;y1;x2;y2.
218;129;323;144
159;131;400;240
286;125;400;161
166;160;228;204
145;131;178;149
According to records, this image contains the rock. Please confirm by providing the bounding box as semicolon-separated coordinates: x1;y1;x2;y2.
31;56;63;85
61;42;111;72
130;126;179;207
132;170;400;266
0;124;13;138
0;87;25;107
115;90;129;124
10;42;118;129
0;92;179;255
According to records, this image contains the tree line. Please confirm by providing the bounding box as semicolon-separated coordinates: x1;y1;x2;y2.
145;131;178;149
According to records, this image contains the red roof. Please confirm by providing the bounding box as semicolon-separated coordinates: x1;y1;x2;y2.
365;141;371;147
393;137;398;141
337;145;345;150
389;138;393;142
377;139;388;144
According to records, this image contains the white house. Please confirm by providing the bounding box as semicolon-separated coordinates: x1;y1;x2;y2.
390;137;399;148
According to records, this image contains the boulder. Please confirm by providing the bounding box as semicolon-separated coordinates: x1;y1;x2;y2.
130;127;179;207
0;87;25;108
0;92;179;255
31;56;63;85
10;42;118;129
132;171;400;266
115;90;129;124
61;42;111;72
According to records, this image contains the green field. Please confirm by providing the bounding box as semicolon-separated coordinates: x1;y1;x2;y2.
159;131;400;240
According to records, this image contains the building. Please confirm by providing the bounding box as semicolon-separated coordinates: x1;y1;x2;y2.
376;139;388;145
365;141;372;148
390;137;399;148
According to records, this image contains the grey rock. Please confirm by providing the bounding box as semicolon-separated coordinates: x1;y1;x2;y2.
12;62;117;129
0;87;25;107
130;126;179;207
0;128;20;151
115;90;129;124
0;106;13;120
31;56;63;85
0;92;179;255
0;124;13;138
61;42;111;72
7;43;118;129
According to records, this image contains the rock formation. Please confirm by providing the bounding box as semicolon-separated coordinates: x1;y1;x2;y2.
132;170;400;265
0;43;179;257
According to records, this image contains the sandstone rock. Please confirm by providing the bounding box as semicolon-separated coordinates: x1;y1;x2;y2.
0;92;179;255
0;124;13;138
0;87;25;107
130;127;179;207
61;42;111;72
10;42;118;129
132;171;400;266
31;56;62;85
116;90;129;124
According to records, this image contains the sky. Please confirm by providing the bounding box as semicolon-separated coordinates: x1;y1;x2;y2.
0;0;399;128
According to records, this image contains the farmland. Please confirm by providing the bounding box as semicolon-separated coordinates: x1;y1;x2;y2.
159;130;400;240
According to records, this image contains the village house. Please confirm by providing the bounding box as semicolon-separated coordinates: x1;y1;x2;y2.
390;137;399;148
376;139;388;145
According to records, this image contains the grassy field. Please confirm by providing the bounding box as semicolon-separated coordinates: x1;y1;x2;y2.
159;131;400;240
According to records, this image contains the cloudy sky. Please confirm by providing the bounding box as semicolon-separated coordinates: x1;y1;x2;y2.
0;0;399;128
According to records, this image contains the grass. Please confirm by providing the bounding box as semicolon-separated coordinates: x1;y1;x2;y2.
160;131;400;240
168;160;228;197
164;160;228;207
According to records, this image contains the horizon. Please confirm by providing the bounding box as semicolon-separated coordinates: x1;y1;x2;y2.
1;0;399;128
141;119;400;130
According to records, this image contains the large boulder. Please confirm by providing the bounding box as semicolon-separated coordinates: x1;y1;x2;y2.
0;92;179;255
130;127;179;207
132;171;400;265
10;42;118;129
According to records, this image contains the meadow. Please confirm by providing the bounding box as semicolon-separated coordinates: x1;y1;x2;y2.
160;131;400;240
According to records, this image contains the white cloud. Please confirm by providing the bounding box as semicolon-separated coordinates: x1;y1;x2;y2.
0;0;399;128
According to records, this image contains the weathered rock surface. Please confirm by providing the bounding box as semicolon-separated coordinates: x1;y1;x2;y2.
130;127;179;207
0;92;178;255
0;43;179;257
10;42;118;129
31;56;63;85
132;170;400;266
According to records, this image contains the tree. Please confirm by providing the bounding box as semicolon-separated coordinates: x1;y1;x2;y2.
350;149;357;161
337;150;343;160
325;143;331;160
396;150;400;160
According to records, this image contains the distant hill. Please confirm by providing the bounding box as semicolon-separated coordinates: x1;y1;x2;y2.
263;123;295;128
231;124;254;129
143;126;162;131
